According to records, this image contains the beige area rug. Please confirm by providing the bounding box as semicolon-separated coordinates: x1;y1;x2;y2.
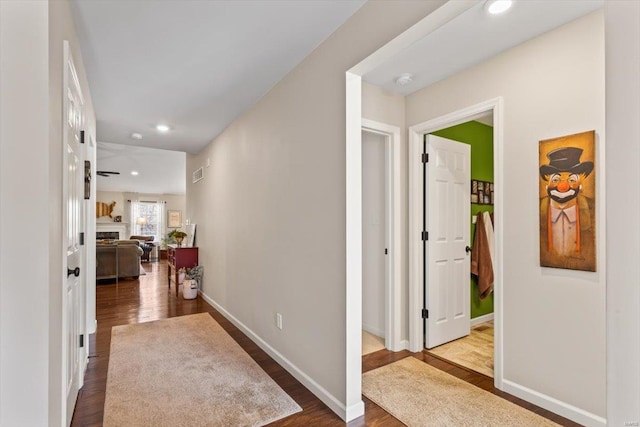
104;313;301;427
362;330;385;355
363;357;559;427
428;321;494;377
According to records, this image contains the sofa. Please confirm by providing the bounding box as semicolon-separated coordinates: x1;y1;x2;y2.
129;235;154;262
96;240;143;280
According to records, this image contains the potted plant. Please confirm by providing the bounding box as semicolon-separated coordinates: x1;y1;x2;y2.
182;265;203;299
172;230;187;247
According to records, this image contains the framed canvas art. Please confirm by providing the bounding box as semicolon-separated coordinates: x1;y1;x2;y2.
167;210;182;228
539;130;596;271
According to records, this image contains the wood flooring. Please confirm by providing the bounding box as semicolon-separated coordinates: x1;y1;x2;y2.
71;261;579;426
427;321;494;377
362;330;385;356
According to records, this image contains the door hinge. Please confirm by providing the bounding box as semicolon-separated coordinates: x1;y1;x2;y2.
385;248;388;255
80;130;85;144
79;334;84;348
421;231;428;241
422;308;429;319
421;153;429;163
79;232;85;246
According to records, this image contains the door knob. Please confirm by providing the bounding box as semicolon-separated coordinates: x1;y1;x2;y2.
465;246;472;254
67;267;80;277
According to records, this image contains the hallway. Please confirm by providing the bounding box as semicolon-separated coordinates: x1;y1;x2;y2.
72;261;576;426
72;261;359;425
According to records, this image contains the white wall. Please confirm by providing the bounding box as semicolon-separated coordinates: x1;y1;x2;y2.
0;0;95;424
362;131;386;338
186;0;445;418
406;11;605;423
362;82;408;342
605;1;640;425
96;190;126;223
0;2;50;425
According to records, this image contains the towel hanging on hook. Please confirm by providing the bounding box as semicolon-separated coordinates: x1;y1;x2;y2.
471;211;495;299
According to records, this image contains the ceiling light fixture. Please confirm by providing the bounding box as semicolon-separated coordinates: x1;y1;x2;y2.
131;132;143;140
485;0;513;15
156;124;170;132
395;73;414;86
131;171;139;176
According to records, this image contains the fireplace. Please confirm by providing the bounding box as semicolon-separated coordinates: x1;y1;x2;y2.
97;231;119;240
96;223;127;240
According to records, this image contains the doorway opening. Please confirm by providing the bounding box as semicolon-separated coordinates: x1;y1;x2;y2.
408;98;503;386
421;112;496;378
361;120;403;354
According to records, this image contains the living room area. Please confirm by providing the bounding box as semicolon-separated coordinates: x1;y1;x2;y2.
95;140;188;283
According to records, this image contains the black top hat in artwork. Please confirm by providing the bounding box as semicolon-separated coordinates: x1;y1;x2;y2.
540;147;594;179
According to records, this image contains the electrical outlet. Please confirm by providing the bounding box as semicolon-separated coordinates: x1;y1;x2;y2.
206;158;211;168
276;313;283;330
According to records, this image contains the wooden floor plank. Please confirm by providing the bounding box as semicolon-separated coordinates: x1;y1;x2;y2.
71;260;577;426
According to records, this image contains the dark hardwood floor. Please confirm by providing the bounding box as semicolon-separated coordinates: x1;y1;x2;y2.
72;260;578;426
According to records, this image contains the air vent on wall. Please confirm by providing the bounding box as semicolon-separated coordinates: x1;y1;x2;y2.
192;167;204;183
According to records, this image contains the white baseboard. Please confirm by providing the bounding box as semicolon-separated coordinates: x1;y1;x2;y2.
89;319;97;334
502;379;606;427
399;339;409;351
199;291;357;422
345;400;365;421
362;323;385;339
470;312;494;326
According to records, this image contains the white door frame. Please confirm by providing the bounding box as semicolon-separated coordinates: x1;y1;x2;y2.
83;131;97;380
408;97;504;389
362;119;403;351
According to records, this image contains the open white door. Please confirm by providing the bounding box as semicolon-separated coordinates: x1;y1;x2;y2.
63;41;85;425
424;134;470;349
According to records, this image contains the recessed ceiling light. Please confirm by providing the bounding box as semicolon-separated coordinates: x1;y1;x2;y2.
131;171;139;176
485;0;513;15
131;132;143;140
395;73;414;86
156;124;170;132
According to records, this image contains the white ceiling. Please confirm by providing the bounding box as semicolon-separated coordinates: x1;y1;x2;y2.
364;0;603;95
96;142;186;194
71;0;366;154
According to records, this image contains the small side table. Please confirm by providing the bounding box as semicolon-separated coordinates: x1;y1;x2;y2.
167;245;199;297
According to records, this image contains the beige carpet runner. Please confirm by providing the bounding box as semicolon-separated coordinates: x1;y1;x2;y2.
363;357;559;427
104;313;301;426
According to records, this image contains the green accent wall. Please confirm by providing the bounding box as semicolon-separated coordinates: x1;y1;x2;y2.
431;121;494;319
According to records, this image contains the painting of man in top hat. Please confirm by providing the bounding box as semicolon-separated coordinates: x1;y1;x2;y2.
539;130;596;271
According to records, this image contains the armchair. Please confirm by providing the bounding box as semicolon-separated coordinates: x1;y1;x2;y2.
130;235;154;262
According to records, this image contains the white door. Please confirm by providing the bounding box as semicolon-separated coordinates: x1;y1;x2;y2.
424;135;470;349
362;131;387;340
64;42;85;425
